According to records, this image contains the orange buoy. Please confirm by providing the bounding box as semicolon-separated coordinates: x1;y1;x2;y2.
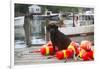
66;49;74;58
68;41;79;55
82;52;90;61
87;50;94;59
56;50;67;60
80;40;92;51
78;48;94;61
56;49;74;60
82;51;94;61
40;45;54;56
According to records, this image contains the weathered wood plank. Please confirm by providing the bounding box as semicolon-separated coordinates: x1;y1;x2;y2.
14;46;94;65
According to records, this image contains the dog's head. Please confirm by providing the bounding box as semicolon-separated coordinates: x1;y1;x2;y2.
46;22;58;32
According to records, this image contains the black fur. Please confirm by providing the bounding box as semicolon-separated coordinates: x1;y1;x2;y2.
47;23;71;53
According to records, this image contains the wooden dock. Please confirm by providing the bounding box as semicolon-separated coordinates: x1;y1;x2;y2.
14;46;83;65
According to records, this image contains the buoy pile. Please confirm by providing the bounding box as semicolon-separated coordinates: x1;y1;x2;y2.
55;40;94;61
39;40;94;61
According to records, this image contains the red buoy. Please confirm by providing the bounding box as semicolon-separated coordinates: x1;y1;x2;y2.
56;49;74;60
66;49;74;58
79;49;94;61
68;41;79;55
82;52;90;61
87;50;94;59
40;45;54;56
56;50;66;60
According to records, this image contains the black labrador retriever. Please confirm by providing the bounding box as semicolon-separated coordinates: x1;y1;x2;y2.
47;22;71;54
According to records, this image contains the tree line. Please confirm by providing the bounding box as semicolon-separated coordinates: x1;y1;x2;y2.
15;3;79;17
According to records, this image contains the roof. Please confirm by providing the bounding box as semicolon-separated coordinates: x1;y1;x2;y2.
28;5;41;9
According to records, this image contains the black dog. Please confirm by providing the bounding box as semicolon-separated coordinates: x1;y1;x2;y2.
47;23;71;53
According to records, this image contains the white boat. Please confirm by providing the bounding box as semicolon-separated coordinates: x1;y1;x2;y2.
59;25;94;35
14;12;94;44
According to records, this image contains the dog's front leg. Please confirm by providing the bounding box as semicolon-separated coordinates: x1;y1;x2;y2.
50;33;57;54
52;43;56;54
